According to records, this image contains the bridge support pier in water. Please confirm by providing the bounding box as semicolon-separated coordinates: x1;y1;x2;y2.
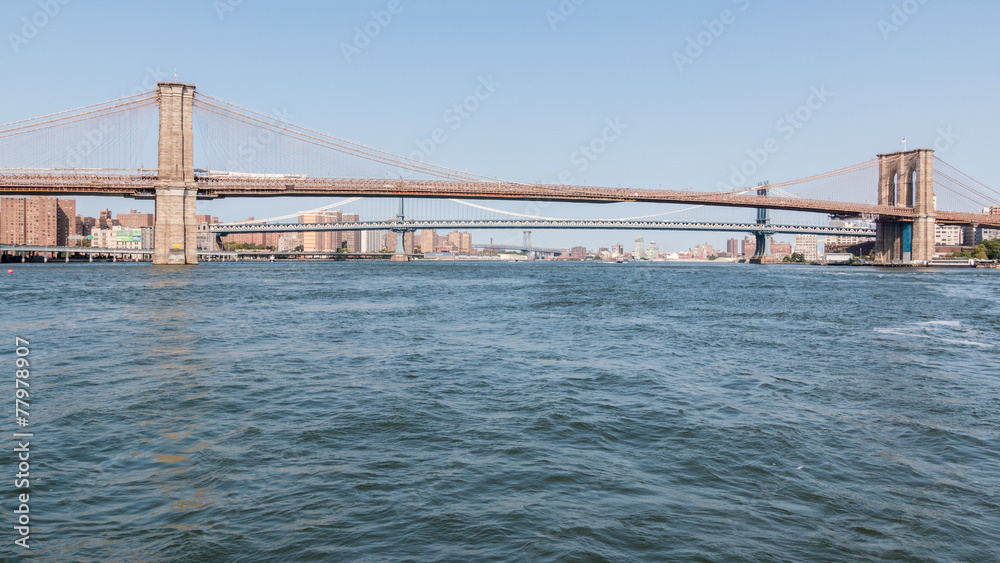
874;149;935;264
153;186;199;265
152;82;199;265
748;184;778;264
390;198;411;262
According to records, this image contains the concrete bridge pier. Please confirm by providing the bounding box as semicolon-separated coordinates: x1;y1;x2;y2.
153;82;199;265
874;149;935;263
153;186;199;265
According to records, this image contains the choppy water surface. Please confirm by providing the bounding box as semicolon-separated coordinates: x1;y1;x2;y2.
2;262;999;561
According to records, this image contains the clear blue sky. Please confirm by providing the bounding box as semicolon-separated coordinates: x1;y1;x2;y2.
2;0;998;251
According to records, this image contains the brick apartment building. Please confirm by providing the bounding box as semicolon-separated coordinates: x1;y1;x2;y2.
1;196;76;246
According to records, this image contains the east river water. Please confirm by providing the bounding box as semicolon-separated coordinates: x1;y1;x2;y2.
2;261;998;561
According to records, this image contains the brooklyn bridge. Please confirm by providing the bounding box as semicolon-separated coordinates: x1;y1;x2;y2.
2;82;998;264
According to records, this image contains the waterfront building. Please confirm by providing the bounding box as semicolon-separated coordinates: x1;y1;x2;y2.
826;221;874;247
690;243;718;260
634;236;645;260
197;228;219;251
646;241;659;260
727;238;739;257
570;246;587;260
420;229;438;254
967;225;1000;245
341;213;360;252
221;218;280;248
278;232;303;252
1;195;75;246
300;210;342;252
361;230;384;253
794;234;819;262
771;241;793;260
935;224;963;246
90;225;153;250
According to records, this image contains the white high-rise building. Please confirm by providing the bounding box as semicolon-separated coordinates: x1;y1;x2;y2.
794;234;818;262
361;230;385;253
935;224;963;246
634;236;645;260
646;241;659;260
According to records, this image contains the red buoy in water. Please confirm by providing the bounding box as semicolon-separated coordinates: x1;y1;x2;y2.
6;269;12;274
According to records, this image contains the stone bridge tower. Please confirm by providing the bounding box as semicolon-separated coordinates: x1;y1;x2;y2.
874;148;935;263
153;82;198;265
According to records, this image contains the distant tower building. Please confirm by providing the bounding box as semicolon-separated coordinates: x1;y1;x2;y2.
341;213;360;252
646;241;659;260
56;199;76;245
361;230;384;253
794;234;819;262
727;238;739;256
95;208;117;230
420;229;438;254
75;215;96;237
117;209;155;228
299;210;342;252
634;236;645;260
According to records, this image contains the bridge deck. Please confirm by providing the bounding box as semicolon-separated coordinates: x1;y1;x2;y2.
1;173;997;228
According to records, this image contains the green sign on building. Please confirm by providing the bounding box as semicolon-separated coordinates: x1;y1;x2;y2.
115;229;142;243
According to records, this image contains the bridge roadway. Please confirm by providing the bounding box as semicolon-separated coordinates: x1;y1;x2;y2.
209;219;878;237
2;171;999;228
